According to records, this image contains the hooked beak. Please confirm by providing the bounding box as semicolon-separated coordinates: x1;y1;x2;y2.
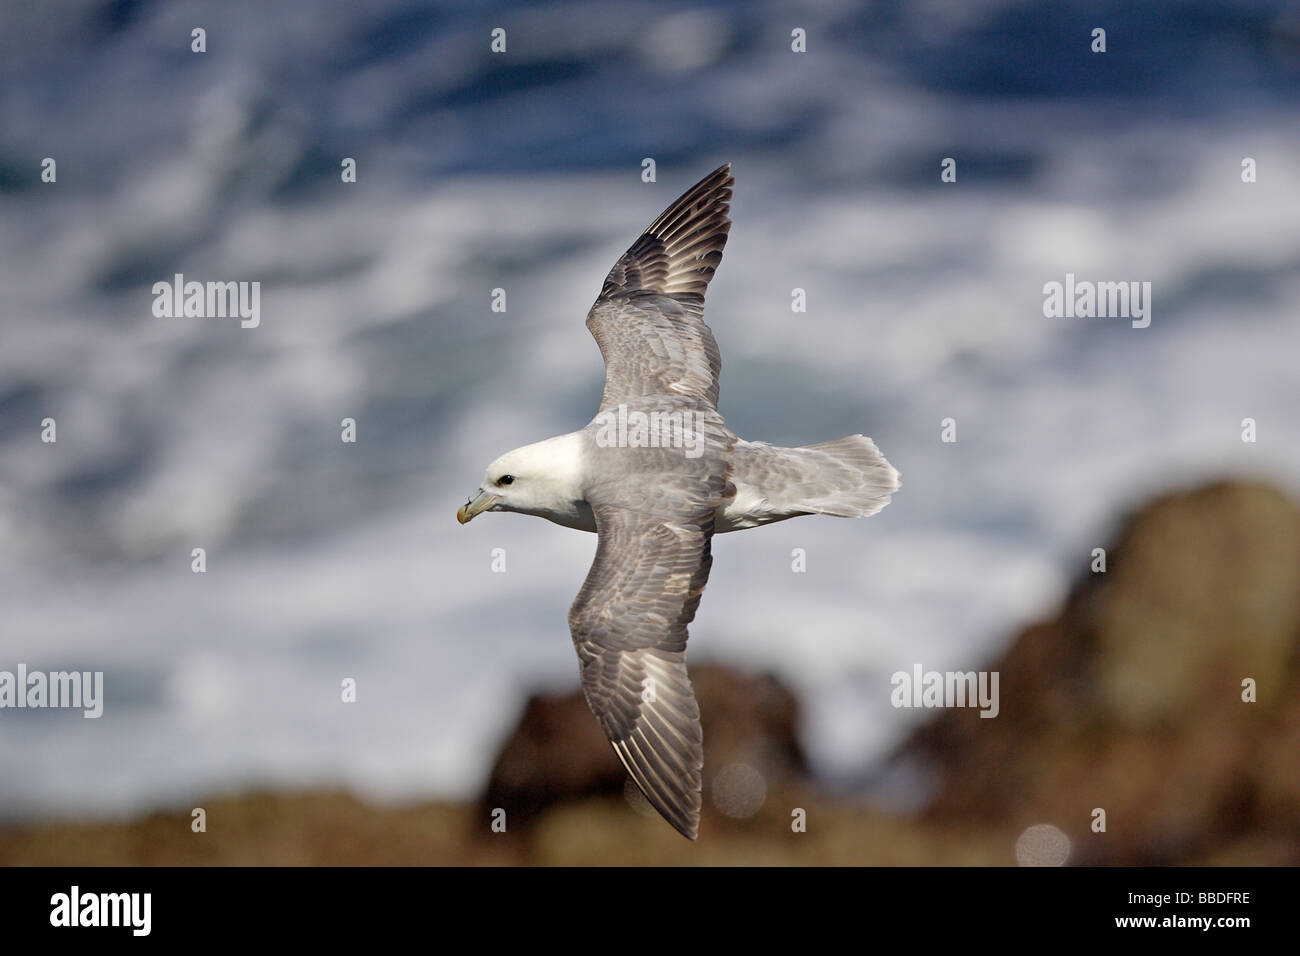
457;488;499;524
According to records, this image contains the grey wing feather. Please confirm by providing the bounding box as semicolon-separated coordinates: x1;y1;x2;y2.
570;165;738;839
568;416;733;839
569;505;716;840
587;164;732;411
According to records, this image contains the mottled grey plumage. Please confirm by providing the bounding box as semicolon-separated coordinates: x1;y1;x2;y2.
459;164;899;840
571;166;735;838
587;163;730;411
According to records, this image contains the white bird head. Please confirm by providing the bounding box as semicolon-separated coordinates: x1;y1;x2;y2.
457;433;586;525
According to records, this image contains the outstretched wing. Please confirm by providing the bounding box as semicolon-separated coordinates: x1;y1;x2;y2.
587;164;733;412
568;492;719;840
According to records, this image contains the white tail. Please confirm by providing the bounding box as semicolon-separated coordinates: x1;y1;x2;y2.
790;434;900;518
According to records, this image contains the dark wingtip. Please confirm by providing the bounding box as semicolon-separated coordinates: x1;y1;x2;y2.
700;162;733;190
600;164;735;300
666;809;700;841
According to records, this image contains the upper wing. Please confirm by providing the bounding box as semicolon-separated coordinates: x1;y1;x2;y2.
568;497;718;840
587;164;733;412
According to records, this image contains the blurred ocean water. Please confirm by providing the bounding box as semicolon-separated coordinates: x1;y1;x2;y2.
1;0;1298;818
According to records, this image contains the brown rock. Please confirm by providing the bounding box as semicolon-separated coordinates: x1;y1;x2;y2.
479;664;807;832
896;481;1300;864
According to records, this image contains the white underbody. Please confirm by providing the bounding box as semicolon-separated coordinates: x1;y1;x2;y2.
522;474;780;535
714;478;784;533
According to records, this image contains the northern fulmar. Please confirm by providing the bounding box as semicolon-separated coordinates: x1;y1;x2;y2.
458;164;899;839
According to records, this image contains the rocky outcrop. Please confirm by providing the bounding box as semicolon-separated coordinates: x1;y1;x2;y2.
896;481;1300;864
480;664;807;832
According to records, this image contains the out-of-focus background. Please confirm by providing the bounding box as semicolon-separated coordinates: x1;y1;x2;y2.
1;0;1298;865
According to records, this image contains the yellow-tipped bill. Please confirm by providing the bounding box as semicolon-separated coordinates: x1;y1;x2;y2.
457;488;499;524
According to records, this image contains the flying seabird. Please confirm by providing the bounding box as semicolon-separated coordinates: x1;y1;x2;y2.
458;164;899;839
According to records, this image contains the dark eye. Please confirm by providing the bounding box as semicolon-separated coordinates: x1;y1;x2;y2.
497;475;515;486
